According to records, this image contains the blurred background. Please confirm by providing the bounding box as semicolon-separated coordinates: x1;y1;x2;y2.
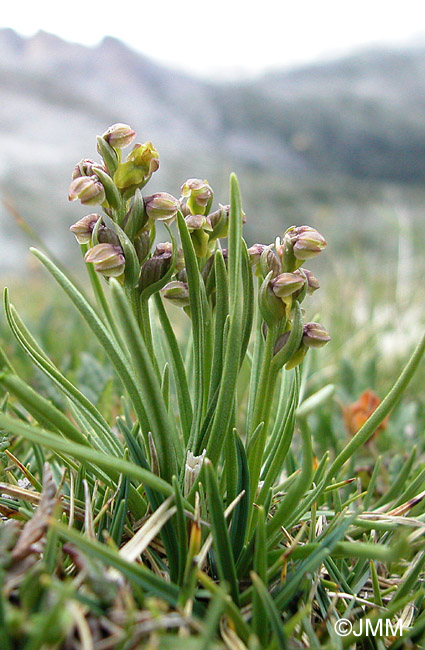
1;0;425;440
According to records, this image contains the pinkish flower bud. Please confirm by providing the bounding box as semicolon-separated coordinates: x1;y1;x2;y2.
247;244;267;267
185;214;213;233
207;204;246;240
154;243;185;272
102;123;136;149
299;268;320;294
155;242;173;257
72;159;100;180
302;322;331;348
161;281;190;307
271;272;306;298
144;193;180;222
70;214;101;244
84;243;125;277
287;226;327;261
68;176;106;206
181;178;213;215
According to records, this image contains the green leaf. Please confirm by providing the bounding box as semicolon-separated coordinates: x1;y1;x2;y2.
230;431;250;560
30;247;150;436
0;414;173;498
109;279;178;481
207;250;229;405
204;176;244;464
252;508;268;645
177;212;206;454
4;291;119;455
250;572;288;649
154;293;193;439
0;373;88;447
205;460;240;605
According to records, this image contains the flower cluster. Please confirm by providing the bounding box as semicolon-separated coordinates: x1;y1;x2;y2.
69;123;329;367
248;225;330;369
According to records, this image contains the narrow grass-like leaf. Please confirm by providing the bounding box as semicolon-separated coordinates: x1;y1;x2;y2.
203;176;244;465
374;448;416;509
205;460;240;605
250;572;288;649
207;250;229;405
197;571;250;642
230;431;250;558
252;507;268;646
259;372;299;497
30;248;150;433
109;278;178;481
0;414;172;498
199;588;228;650
240;240;254;366
178;212;206;454
0;373;88;447
172;476;189;585
154;293;193;439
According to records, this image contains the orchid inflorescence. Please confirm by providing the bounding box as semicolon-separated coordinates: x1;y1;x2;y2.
69;122;330;375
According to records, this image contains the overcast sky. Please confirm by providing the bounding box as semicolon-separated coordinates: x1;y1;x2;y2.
1;0;425;78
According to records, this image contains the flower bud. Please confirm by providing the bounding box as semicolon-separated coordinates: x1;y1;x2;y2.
134;231;151;264
68;176;106;206
72;158;100;180
128;142;159;170
155;243;185;272
286;226;327;261
181;178;213;215
259;274;286;325
208;204;230;240
139;252;172;292
271;272;306;299
70;214;101;244
97;226;121;247
260;247;281;279
208;204;246;240
161;281;190;307
155;242;173;257
302;322;331;348
144;193;180;222
247;244;267;267
84;243;125;277
299;268;320;294
185;214;213;233
102;123;136;149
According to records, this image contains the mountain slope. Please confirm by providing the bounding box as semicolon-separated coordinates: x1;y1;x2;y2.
0;29;425;269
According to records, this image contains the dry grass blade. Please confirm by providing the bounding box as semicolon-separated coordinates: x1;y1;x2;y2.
12;462;58;561
119;494;176;562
